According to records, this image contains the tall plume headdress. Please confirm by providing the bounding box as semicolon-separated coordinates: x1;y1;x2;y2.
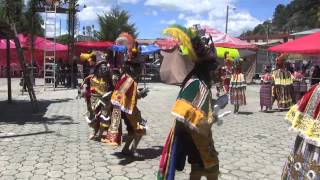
160;25;216;85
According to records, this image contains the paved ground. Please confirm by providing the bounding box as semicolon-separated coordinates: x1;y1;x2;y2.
0;78;296;180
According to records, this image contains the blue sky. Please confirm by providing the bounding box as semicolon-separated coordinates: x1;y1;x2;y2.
38;0;291;39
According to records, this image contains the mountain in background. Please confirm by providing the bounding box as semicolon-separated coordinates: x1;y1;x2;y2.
241;0;320;37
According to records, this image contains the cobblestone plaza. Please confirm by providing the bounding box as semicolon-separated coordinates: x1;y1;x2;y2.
0;79;295;180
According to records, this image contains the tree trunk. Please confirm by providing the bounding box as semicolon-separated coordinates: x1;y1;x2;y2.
11;23;38;110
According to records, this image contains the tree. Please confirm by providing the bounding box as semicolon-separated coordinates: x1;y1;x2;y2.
97;7;138;41
0;0;38;109
0;0;43;35
57;34;70;44
272;4;288;32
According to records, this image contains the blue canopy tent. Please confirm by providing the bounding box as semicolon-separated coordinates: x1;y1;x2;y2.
139;44;160;56
111;45;127;53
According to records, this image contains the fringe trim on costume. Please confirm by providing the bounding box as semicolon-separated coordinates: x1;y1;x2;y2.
286;105;320;145
110;100;133;114
172;112;200;133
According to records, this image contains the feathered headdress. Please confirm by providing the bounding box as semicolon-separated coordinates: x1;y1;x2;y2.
115;32;140;62
163;25;215;63
163;25;198;62
276;53;286;65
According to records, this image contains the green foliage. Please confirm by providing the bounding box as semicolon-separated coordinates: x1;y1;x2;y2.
57;34;70;44
0;0;43;35
97;7;138;41
241;0;320;36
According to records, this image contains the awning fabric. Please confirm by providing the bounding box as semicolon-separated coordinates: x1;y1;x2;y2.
111;45;127;53
203;26;256;49
75;41;113;50
139;44;160;55
268;32;320;54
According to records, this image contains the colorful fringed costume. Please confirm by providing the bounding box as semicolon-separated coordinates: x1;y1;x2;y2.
104;73;146;146
158;78;219;180
82;61;114;141
229;73;246;106
282;83;320;179
158;25;219;180
260;72;273;109
272;69;293;109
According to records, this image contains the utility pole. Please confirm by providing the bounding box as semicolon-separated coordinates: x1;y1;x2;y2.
225;3;229;34
69;0;76;88
266;23;269;64
6;37;12;104
30;0;35;86
60;19;61;36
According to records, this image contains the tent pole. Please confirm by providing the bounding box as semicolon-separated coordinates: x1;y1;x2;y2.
6;37;12;104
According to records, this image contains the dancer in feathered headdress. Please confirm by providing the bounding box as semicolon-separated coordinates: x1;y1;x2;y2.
103;32;149;157
158;25;219;180
80;59;114;141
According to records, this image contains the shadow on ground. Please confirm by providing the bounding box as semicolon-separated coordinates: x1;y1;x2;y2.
237;111;254;115
0;98;74;126
111;145;163;165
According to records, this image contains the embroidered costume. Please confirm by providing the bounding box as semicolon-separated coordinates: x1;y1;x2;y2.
282;83;320;179
82;61;114;141
158;25;219;180
272;54;293;109
229;58;246;113
103;33;148;156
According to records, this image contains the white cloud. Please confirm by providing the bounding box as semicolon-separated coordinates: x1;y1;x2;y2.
78;6;111;21
145;0;234;14
144;9;158;16
160;19;177;25
182;10;261;36
118;0;140;4
178;13;185;20
152;10;158;16
144;0;261;36
77;0;112;21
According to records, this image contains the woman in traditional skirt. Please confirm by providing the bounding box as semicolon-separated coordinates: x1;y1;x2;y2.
158;26;219;180
292;67;307;103
282;83;320;179
272;54;293;110
229;58;246;114
260;66;273;112
222;52;233;93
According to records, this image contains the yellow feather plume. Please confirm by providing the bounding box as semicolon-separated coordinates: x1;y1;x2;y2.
163;27;197;62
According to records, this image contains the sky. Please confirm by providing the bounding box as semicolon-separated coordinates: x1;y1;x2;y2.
28;0;291;39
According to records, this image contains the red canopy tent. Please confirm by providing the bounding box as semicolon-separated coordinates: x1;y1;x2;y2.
268;32;320;54
0;34;68;70
75;41;113;55
203;26;256;49
155;26;256;50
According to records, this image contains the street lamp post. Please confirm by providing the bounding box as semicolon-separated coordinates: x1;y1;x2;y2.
225;1;235;34
225;4;229;34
